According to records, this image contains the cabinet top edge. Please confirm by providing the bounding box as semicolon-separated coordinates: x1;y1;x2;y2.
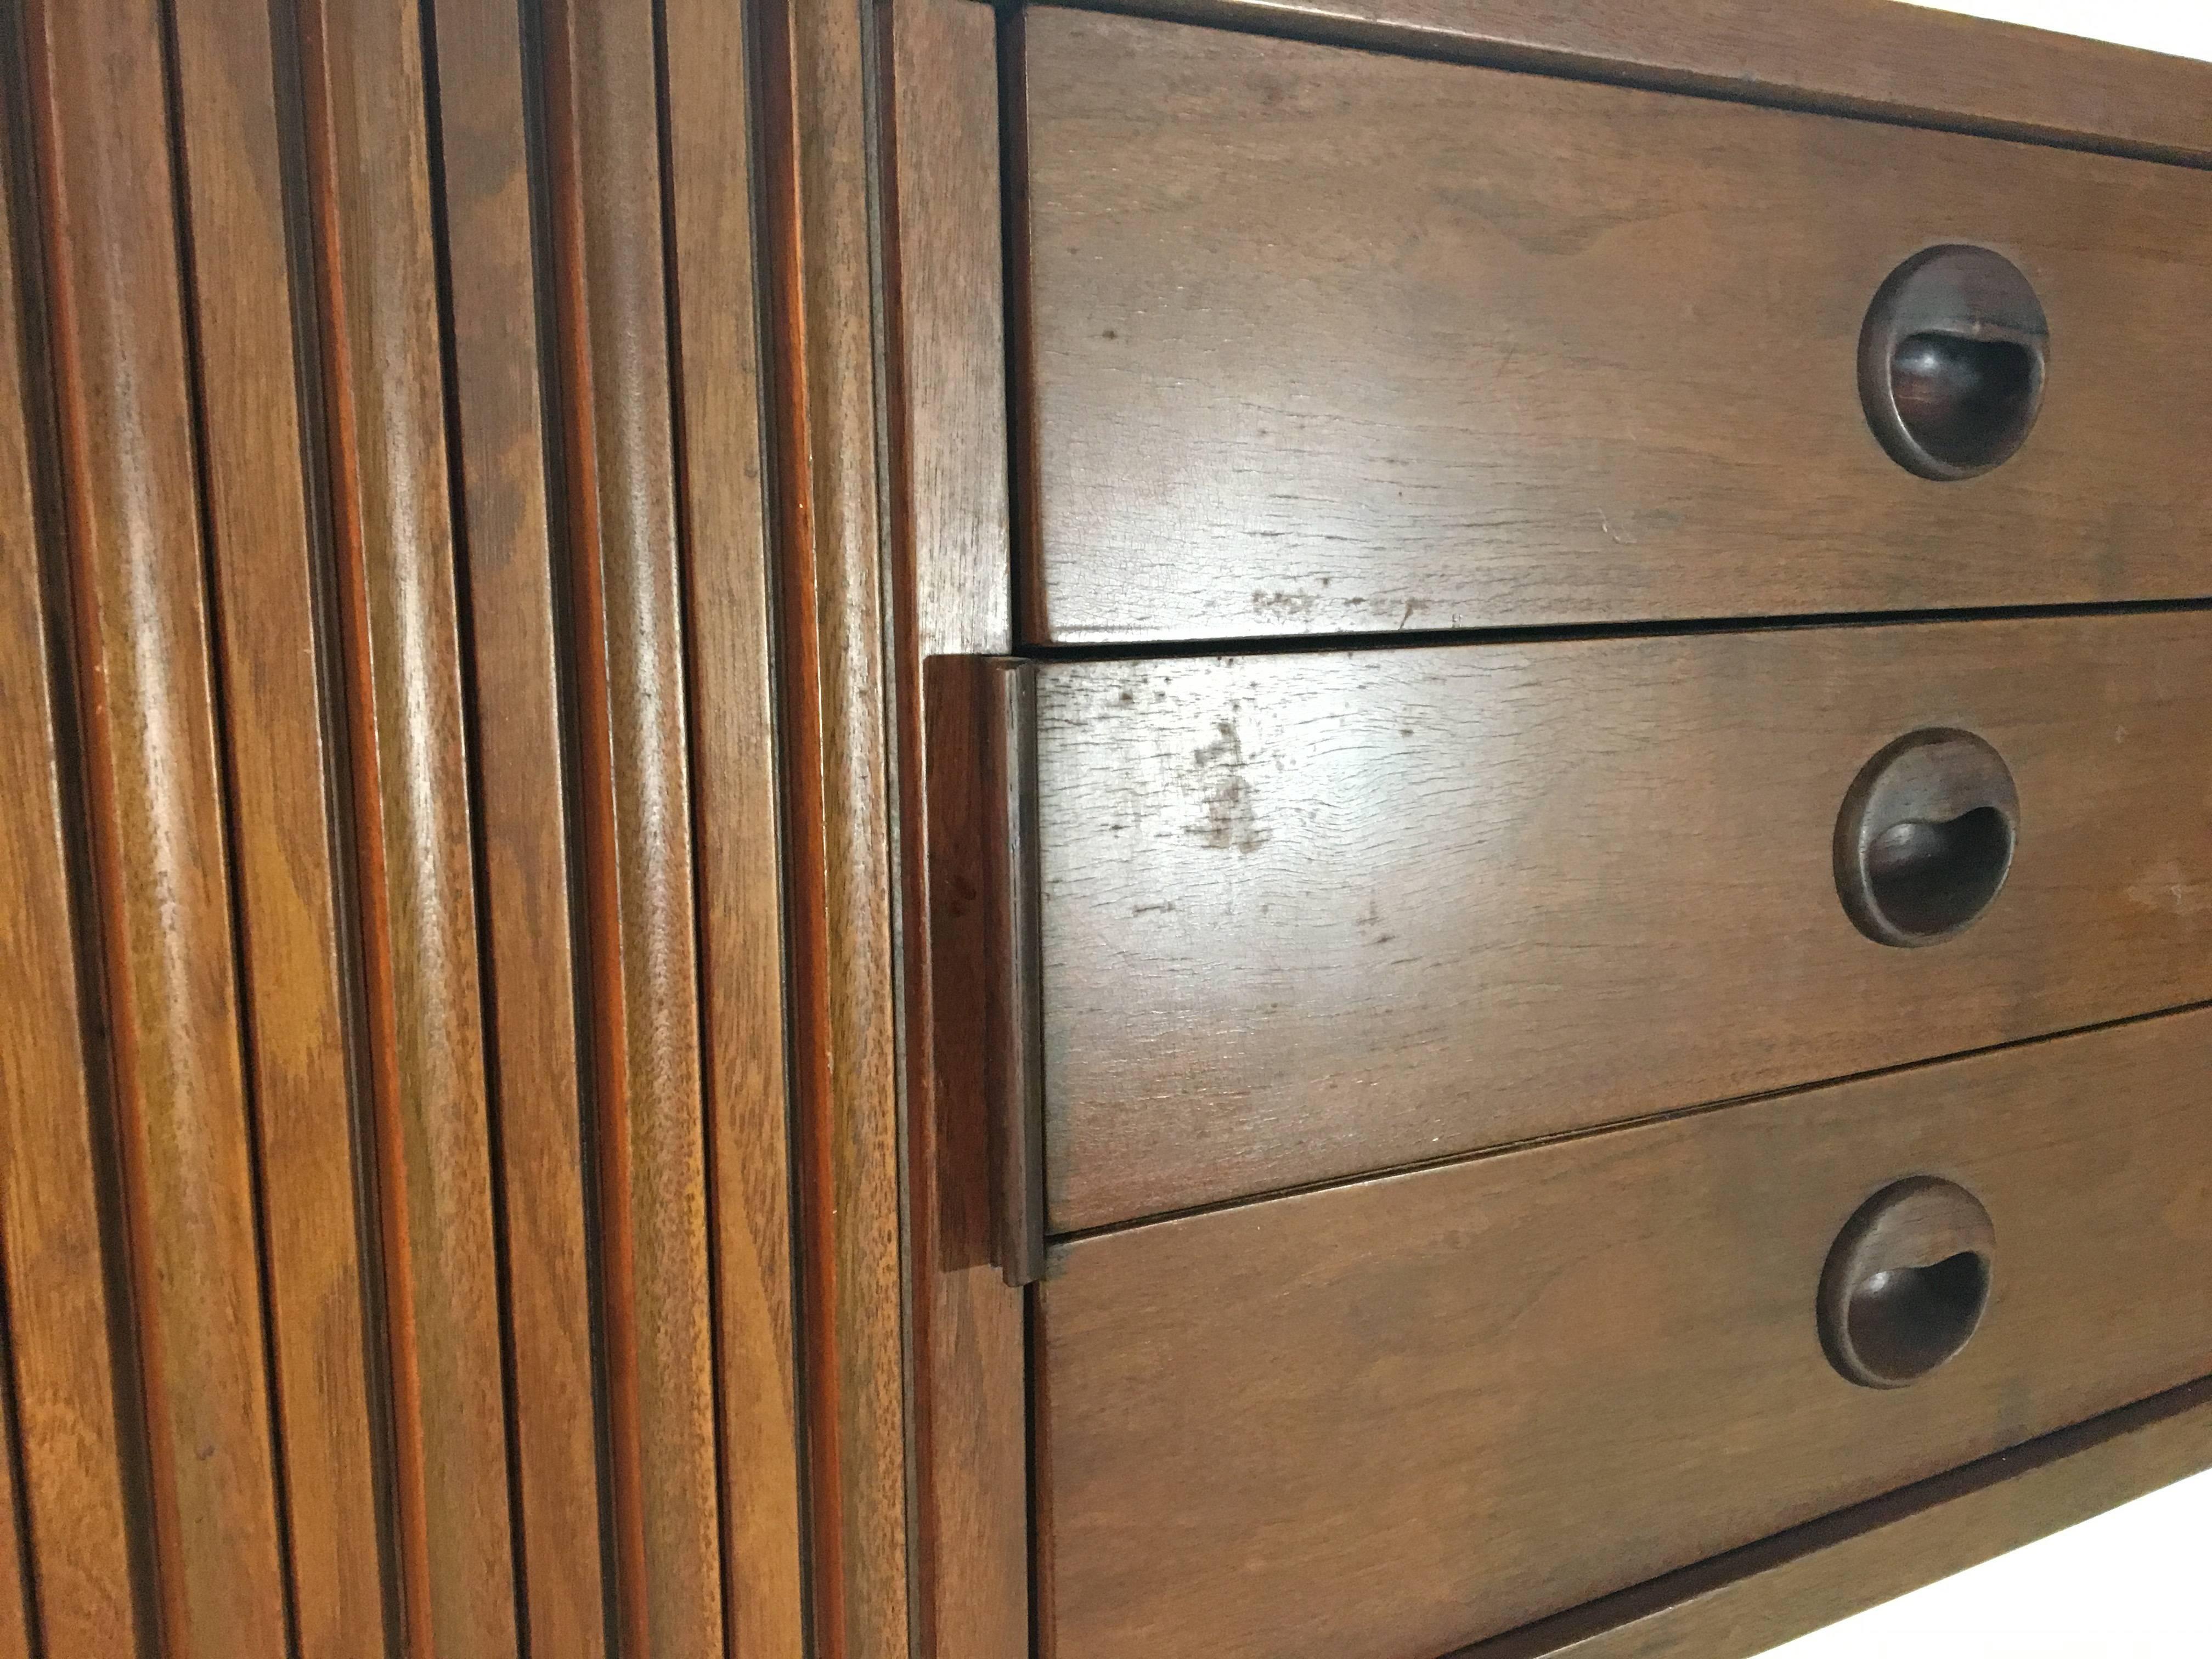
1025;0;2212;172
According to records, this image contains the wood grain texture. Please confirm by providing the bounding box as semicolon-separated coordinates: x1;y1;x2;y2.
541;2;723;1651
21;1;291;1651
884;4;1029;1656
1084;0;2212;168
660;0;809;1644
428;0;609;1651
759;0;912;1650
297;1;517;1651
0;88;150;1656
1459;1370;2212;1659
891;0;1013;662
1037;1007;2212;1659
1036;612;2212;1229
166;2;388;1649
1018;10;2212;645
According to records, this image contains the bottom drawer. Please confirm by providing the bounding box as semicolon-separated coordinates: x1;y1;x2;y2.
1035;1008;2212;1659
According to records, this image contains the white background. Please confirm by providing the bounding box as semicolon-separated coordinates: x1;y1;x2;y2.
1764;3;2212;1649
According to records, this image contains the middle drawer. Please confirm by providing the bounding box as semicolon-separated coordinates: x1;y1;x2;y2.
1034;610;2212;1232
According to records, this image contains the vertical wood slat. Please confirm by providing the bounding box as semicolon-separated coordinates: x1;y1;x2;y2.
540;2;724;1652
294;1;518;1655
759;0;913;1652
0;65;149;1657
20;2;292;1655
165;2;389;1652
881;4;1029;1657
426;2;610;1655
661;0;809;1647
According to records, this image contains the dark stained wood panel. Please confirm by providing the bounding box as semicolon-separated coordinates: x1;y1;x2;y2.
296;1;517;1651
430;0;610;1651
1038;1008;2212;1659
1036;613;2212;1229
661;0;809;1645
21;1;291;1651
1099;0;2212;168
542;1;724;1650
1018;9;2212;645
0;84;149;1657
884;4;1030;1657
894;0;1014;662
166;1;388;1648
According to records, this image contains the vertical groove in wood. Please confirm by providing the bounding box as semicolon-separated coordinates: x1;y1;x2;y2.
426;0;610;1653
20;0;292;1652
880;3;1028;1654
541;1;724;1651
662;0;808;1647
165;1;387;1650
0;65;147;1655
759;0;911;1651
0;1289;29;1659
294;0;518;1652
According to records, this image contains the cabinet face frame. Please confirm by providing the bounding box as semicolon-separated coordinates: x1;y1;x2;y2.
917;6;2212;1659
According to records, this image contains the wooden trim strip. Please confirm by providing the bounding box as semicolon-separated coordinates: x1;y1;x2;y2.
295;1;518;1652
21;1;292;1651
913;657;1031;1659
758;0;913;1650
1059;0;2212;170
879;3;1029;1646
1458;1372;2212;1659
661;0;810;1646
165;1;388;1649
426;1;611;1652
887;0;1014;667
0;58;148;1655
540;1;725;1651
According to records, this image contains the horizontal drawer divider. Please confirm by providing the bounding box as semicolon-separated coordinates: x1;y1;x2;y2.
1007;592;2212;668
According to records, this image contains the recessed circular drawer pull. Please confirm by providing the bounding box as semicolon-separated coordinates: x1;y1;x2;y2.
1819;1177;1995;1389
1835;728;2018;947
1860;245;2048;479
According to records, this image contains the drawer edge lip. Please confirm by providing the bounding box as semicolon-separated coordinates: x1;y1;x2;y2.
1450;1369;2212;1659
1018;595;2212;664
1032;0;2212;174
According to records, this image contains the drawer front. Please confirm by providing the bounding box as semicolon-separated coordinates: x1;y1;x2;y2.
1018;9;2212;645
1036;1010;2212;1659
1036;612;2212;1231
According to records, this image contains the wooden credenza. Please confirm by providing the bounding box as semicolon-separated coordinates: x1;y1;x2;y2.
1;2;2208;1657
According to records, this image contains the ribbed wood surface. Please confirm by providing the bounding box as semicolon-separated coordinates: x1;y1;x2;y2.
0;0;819;1650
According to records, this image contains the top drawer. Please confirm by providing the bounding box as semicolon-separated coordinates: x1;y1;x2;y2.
1015;9;2212;645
